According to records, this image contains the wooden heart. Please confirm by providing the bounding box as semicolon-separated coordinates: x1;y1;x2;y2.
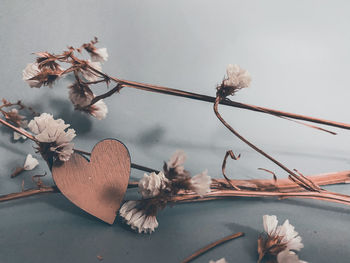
52;139;131;224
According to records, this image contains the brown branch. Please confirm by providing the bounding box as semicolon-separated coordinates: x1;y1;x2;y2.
71;54;350;131
0;118;36;141
89;84;123;106
0;170;349;203
221;150;241;190
0;186;59;202
182;232;245;263
213;96;317;192
108;77;350;131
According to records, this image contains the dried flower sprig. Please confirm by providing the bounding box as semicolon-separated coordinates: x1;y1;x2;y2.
119;151;211;233
22;38;350;133
11;154;39;178
258;215;306;263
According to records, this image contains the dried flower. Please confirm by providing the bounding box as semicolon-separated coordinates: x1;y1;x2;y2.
13;130;27;140
80;60;102;82
190;169;211;196
119;201;159;234
138;171;169;198
28;113;76;162
90;48;108;63
22;62;62;88
258;215;304;263
89;99;108;120
217;64;251;97
35;52;62;71
167;150;186;173
68;82;108;120
277;250;307;263
209;258;228;263
23;154;39;170
68;82;94;108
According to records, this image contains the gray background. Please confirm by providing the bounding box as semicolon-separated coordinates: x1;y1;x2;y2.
1;0;350;262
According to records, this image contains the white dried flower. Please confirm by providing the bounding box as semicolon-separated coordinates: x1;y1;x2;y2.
22;62;61;88
190;169;211;196
224;64;251;89
23;154;39;170
28;113;76;162
209;258;228;263
258;215;304;263
138;171;169;198
119;201;159;234
89;99;108;120
90;48;109;62
68;83;93;109
81;60;102;82
167;150;186;174
277;250;307;263
23;63;42;88
13;131;27;140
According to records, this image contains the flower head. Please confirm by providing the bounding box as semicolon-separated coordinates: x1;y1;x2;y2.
80;60;102;82
89;99;108;120
138;171;169;198
23;154;39;170
163;150;190;180
119;201;159;234
28;113;76;162
277;250;307;263
258;215;304;263
90;48;109;62
23;62;62;88
190;169;211;196
209;258;228;263
217;64;251;97
68;82;108;120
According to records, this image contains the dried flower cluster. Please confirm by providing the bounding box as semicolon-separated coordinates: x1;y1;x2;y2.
22;38;109;120
217;64;251;98
119;150;211;233
28;113;76;163
258;215;306;263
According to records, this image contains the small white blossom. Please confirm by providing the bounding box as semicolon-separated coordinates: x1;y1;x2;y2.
259;215;304;263
277;250;307;263
81;60;102;82
89;99;108;120
209;258;228;263
190;169;211;196
119;201;159;234
263;214;278;236
13;130;27;140
138;171;169;198
28;113;76;162
223;64;251;90
167;150;186;174
23;154;39;170
90;48;109;62
22;63;42;88
68;85;93;108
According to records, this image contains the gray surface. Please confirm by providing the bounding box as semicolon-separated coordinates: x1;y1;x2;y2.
1;0;350;262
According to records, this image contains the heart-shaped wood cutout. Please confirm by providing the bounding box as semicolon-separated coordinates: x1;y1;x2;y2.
52;139;131;224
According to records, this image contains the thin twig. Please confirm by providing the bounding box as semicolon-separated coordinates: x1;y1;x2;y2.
213;96;317;192
0;118;36;141
222;150;241;190
73;148;158;173
182;232;245;263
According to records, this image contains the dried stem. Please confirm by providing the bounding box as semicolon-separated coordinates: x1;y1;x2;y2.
105;76;350;131
182;232;245;263
213;96;316;191
0;117;36;141
73;148;158;173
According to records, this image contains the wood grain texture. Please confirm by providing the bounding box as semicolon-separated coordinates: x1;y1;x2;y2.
52;139;131;224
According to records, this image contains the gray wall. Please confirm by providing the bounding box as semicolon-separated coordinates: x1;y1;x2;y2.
1;1;350;262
